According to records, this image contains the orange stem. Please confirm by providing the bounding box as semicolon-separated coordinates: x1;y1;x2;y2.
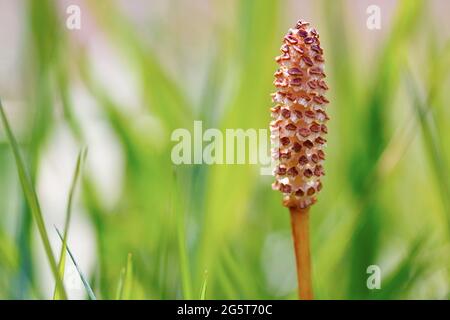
289;207;313;300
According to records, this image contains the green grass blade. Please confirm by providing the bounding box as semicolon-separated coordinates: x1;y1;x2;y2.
0;99;67;300
404;71;450;233
176;204;193;300
115;267;126;300
199;270;208;300
172;169;193;300
115;253;133;300
53;148;87;299
54;226;96;300
122;253;133;300
52;245;67;300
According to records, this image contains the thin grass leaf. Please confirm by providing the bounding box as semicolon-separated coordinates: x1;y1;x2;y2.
199;270;208;300
169;168;193;300
122;253;133;300
53;148;87;299
0;99;67;300
404;70;450;233
115;267;126;300
54;226;96;300
115;253;133;300
176;200;193;299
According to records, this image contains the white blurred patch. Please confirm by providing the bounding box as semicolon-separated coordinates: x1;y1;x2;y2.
85;29;170;149
0;0;23;96
87;37;141;113
261;232;296;297
70;84;125;211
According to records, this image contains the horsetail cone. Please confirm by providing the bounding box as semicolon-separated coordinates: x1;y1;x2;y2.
271;20;329;210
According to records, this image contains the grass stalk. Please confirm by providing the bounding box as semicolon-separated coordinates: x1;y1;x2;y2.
0;99;67;299
55;227;97;300
53;148;86;299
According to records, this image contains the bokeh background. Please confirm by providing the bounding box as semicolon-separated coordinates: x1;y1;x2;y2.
0;0;449;300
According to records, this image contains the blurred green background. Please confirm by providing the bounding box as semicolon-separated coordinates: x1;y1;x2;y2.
0;0;449;299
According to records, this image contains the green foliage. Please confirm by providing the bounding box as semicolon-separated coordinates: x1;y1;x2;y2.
0;0;449;299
